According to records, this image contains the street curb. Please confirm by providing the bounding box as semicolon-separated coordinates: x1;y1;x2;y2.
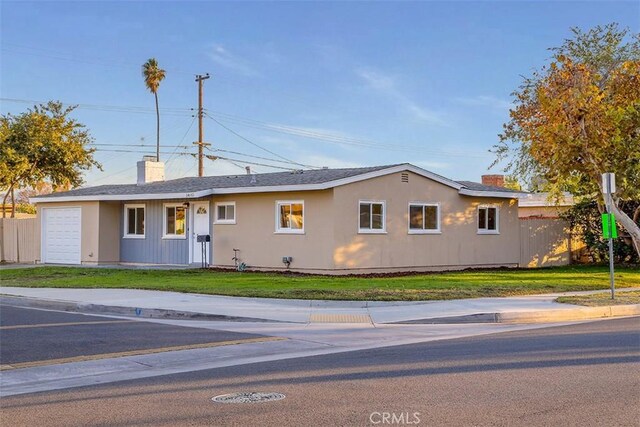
3;294;638;325
496;304;640;323
0;295;282;323
392;304;640;324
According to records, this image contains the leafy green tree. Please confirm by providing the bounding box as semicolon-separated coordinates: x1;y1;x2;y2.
493;23;640;257
562;200;639;263
0;101;100;217
142;58;166;162
503;175;522;191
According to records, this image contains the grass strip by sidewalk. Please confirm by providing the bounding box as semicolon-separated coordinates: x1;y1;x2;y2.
556;291;640;307
1;265;639;301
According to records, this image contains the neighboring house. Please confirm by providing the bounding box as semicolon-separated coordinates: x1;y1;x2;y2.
32;161;529;273
518;192;575;219
467;175;581;267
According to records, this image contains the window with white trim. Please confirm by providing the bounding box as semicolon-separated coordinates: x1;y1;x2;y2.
124;204;145;238
276;201;304;233
215;202;236;224
478;205;499;234
409;203;440;233
163;204;186;238
359;201;385;233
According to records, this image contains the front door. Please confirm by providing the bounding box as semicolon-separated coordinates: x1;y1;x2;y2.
191;201;211;265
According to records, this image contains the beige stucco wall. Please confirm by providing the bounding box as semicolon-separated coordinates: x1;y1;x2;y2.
331;171;521;272
211;190;335;270
37;201;120;264
212;171;521;273
98;202;121;263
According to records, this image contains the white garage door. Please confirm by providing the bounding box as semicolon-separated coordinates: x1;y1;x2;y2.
43;208;81;264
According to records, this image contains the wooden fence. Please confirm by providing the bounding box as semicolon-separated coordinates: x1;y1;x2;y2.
519;218;584;268
0;218;40;263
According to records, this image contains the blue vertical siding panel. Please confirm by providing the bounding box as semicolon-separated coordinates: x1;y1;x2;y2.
120;200;190;265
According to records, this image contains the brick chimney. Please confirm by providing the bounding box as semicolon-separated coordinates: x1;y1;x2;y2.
481;174;505;188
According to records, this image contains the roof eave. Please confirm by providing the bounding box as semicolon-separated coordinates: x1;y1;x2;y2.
518;201;574;207
31;189;215;203
458;188;523;199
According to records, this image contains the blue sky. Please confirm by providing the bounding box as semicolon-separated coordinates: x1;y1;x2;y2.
2;1;638;186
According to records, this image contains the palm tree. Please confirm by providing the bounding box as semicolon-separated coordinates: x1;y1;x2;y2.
142;58;166;161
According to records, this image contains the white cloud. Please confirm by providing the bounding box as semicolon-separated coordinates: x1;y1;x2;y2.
356;68;446;125
207;44;258;77
406;104;444;124
357;69;396;91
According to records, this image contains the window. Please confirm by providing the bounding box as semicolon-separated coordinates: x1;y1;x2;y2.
215;202;236;224
163;203;186;238
359;201;386;233
124;204;145;238
276;201;304;233
478;205;499;234
408;203;440;234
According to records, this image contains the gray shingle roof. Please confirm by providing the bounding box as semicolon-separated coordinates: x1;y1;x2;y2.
456;180;528;194
34;164;526;201
36;164;400;199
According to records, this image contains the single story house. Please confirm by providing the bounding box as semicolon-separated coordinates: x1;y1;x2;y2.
32;160;528;273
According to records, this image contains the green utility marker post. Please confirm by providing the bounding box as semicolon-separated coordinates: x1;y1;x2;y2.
602;173;616;300
601;213;618;239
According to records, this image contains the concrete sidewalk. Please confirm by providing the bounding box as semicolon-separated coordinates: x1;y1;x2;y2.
1;287;638;396
1;286;639;324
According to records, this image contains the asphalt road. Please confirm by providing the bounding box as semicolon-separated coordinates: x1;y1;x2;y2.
1;316;639;426
0;305;267;365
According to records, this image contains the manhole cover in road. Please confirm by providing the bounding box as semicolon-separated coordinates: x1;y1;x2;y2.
212;392;286;404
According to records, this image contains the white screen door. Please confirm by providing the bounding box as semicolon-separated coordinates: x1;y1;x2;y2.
191;201;211;265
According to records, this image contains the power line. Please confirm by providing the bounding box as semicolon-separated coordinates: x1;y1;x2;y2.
166;116;198;163
207;146;321;169
90;164;137;185
2;97;491;158
2;43;195;76
93;148;193;155
2;42;342;113
205;154;297;171
92;144;316;169
206;110;490;158
204;112;316;168
90;143;191;148
1;98;192;116
220;157;253;173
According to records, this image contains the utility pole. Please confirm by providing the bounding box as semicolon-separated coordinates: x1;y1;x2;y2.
195;73;211;177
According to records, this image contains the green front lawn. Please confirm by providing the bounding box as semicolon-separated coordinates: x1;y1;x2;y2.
556;290;640;306
1;265;638;301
